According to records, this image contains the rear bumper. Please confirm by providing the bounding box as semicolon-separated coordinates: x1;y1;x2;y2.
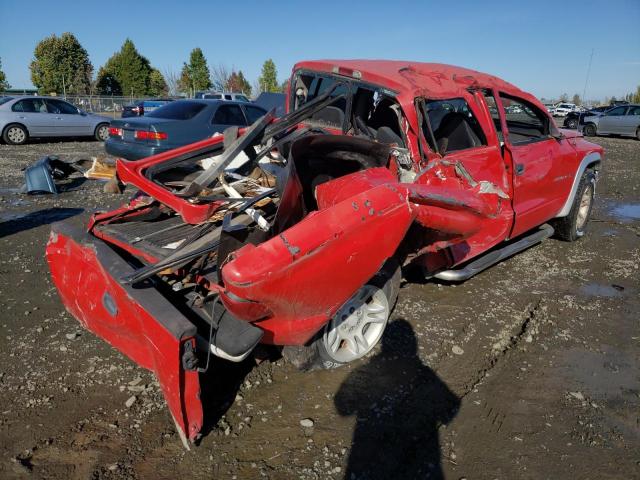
105;138;170;160
45;221;203;442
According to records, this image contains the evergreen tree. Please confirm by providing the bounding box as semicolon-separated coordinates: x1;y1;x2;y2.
258;59;279;93
0;58;10;92
30;33;93;94
179;48;212;95
96;39;152;97
148;69;168;96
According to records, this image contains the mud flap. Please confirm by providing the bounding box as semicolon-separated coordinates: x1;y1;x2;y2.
45;221;203;443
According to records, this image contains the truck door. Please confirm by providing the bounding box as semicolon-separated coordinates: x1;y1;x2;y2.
497;93;576;238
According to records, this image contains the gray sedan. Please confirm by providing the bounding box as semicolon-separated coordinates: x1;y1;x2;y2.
105;99;267;160
0;96;111;145
583;104;640;139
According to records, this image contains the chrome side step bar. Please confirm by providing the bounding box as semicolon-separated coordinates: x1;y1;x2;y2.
433;224;555;282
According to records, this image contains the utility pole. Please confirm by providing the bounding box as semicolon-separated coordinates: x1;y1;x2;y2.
582;49;594;106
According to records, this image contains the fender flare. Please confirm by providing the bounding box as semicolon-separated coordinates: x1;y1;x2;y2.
556;152;601;217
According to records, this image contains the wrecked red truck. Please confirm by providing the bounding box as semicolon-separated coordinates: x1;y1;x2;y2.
46;60;604;444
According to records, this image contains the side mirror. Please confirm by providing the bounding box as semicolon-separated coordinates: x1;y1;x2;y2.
77;108;87;116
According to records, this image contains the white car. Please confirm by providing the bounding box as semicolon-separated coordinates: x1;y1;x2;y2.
553;103;577;117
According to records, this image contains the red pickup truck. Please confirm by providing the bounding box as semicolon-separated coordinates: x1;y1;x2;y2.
46;60;603;445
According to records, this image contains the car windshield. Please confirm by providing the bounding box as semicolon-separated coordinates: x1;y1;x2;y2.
146;101;206;120
0;96;12;106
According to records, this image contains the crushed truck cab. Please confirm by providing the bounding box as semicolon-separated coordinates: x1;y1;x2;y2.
46;60;603;443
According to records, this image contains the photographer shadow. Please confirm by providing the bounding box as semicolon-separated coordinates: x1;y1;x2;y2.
335;319;460;480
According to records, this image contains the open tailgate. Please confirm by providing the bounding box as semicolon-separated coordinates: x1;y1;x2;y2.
45;221;203;444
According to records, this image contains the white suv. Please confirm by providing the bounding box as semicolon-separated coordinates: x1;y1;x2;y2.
553;103;577;117
195;92;250;102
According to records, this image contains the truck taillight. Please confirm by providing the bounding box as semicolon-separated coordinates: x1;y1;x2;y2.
109;127;123;137
134;130;168;140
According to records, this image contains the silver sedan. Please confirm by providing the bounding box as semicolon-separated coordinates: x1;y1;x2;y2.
0;96;111;145
582;104;640;139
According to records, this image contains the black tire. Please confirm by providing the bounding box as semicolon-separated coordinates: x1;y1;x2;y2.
636;128;640;141
583;123;597;137
566;118;578;129
95;123;109;142
283;260;401;371
553;170;596;242
2;124;28;145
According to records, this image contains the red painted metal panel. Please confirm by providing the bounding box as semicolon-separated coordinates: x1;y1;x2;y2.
45;228;203;442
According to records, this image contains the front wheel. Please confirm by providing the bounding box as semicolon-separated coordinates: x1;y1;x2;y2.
283;261;400;370
583;123;597;136
552;170;595;242
565;118;578;129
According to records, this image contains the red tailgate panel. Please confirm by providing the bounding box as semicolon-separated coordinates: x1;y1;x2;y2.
45;221;203;442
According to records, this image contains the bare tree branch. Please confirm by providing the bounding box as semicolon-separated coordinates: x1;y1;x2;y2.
211;63;231;92
163;67;180;96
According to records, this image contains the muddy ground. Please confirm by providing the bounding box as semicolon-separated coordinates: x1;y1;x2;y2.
0;135;638;480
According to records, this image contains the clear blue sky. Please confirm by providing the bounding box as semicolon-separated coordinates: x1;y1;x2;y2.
1;0;638;101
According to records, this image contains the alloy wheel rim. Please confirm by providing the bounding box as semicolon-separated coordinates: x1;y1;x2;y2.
8;127;25;143
576;184;592;230
98;126;109;141
322;284;389;363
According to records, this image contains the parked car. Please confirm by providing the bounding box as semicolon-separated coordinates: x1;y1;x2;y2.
121;99;173;118
543;103;556;114
552;103;577;117
0;96;111;145
253;92;286;117
582;104;640;138
194;91;251;102
46;60;603;444
105;99;267;160
563;105;611;129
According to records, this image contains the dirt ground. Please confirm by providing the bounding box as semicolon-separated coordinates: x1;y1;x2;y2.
0;135;638;480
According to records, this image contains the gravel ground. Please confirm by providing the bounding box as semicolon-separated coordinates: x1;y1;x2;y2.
0;135;638;479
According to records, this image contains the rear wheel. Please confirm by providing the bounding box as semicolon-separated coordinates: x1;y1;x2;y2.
636;128;640;141
95;123;109;142
553;170;595;242
2;124;28;145
583;123;597;136
283;261;400;370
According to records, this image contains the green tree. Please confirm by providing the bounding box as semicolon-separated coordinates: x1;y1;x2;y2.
96;39;152;97
148;69;168;96
179;48;211;96
258;59;279;93
29;32;93;94
0;58;10;92
571;93;581;106
633;85;640;104
226;70;252;96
